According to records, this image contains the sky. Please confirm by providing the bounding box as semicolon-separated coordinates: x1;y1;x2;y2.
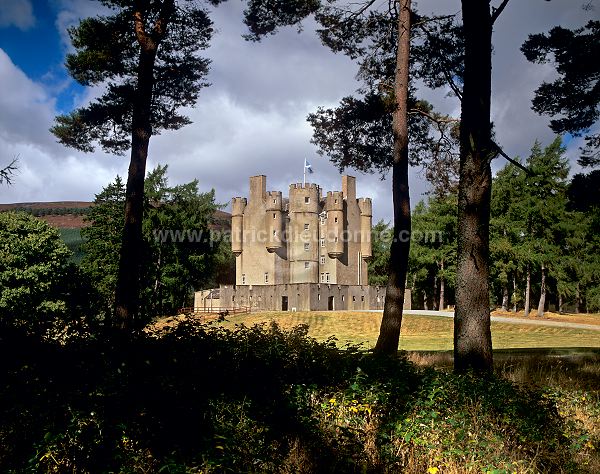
0;0;597;223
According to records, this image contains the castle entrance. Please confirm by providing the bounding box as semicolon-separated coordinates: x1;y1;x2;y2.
281;296;288;311
328;296;335;311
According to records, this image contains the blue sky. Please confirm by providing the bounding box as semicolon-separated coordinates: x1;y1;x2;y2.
0;0;84;112
0;0;596;222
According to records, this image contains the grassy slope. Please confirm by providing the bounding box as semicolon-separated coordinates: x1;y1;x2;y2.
58;228;85;264
214;311;600;351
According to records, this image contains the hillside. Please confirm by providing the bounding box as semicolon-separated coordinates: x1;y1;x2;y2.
0;202;231;229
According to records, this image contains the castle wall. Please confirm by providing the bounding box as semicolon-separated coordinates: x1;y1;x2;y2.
216;284;411;312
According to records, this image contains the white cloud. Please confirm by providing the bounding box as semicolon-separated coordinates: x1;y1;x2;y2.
0;0;35;30
0;0;597;221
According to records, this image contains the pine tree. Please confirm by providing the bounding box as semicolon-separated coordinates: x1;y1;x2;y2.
51;0;215;329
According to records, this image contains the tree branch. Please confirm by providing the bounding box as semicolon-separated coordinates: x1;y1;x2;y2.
408;108;459;124
491;0;511;25
491;141;532;175
0;156;19;186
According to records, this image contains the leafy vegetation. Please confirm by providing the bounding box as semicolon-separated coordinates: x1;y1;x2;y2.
80;166;233;323
0;212;93;339
1;319;596;472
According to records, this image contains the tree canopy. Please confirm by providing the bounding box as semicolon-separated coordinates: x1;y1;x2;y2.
522;20;600;167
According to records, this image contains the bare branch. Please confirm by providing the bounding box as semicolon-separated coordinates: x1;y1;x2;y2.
0;156;19;186
408;108;459;124
491;0;511;25
347;0;379;18
491;141;532;175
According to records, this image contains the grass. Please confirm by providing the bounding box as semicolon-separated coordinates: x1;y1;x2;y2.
214;311;600;351
58;228;85;264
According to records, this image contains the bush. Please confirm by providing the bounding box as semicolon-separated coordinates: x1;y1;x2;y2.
0;212;96;339
0;318;586;473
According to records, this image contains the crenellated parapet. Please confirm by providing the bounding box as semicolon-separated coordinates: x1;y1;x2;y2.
231;175;373;287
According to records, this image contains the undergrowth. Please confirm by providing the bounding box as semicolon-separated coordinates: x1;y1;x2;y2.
0;318;596;473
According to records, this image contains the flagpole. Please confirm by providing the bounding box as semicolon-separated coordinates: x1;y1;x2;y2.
303;158;306;186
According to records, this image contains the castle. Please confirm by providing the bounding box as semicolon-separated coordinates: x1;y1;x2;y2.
195;175;410;312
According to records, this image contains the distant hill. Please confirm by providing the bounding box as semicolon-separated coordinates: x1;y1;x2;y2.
0;201;231;230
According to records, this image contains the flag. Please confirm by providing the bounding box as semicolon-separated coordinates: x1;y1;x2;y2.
305;159;314;174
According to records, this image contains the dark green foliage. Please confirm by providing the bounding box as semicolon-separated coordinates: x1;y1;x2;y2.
80;176;127;315
243;0;320;40
51;0;214;155
0;213;93;338
368;220;391;287
522;20;600;167
81;167;230;320
408;195;458;310
0;320;578;472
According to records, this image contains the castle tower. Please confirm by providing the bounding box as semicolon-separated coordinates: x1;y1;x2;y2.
265;191;283;252
231;197;247;256
288;183;320;283
358;198;372;261
325;191;344;259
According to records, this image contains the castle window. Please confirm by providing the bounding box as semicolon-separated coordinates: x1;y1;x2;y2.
326;273;330;282
320;238;325;247
273;199;276;204
320;256;325;265
304;261;309;269
264;272;269;283
361;295;365;302
241;274;246;284
342;295;345;302
318;294;321;301
304;223;309;230
334;199;338;204
352;296;356;302
273;213;276;219
320;273;325;282
273;230;277;236
334;237;338;243
334;217;338;223
304;243;309;251
305;197;310;204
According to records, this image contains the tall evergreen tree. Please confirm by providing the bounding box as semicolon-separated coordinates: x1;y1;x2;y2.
51;0;216;329
245;0;461;354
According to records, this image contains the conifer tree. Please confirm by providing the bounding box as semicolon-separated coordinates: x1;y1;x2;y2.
51;0;216;329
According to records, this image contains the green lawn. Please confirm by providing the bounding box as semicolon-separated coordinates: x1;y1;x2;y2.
217;311;600;351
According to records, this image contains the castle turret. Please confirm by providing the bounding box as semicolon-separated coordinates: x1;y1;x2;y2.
231;197;247;256
326;191;344;259
289;183;320;283
358;198;372;260
265;191;283;252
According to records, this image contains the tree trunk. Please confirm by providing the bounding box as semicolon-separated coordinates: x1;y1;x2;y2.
537;263;546;317
558;294;563;314
433;275;439;310
575;282;581;313
454;0;494;373
439;260;445;311
501;283;509;312
524;264;531;317
374;0;411;355
512;274;517;312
